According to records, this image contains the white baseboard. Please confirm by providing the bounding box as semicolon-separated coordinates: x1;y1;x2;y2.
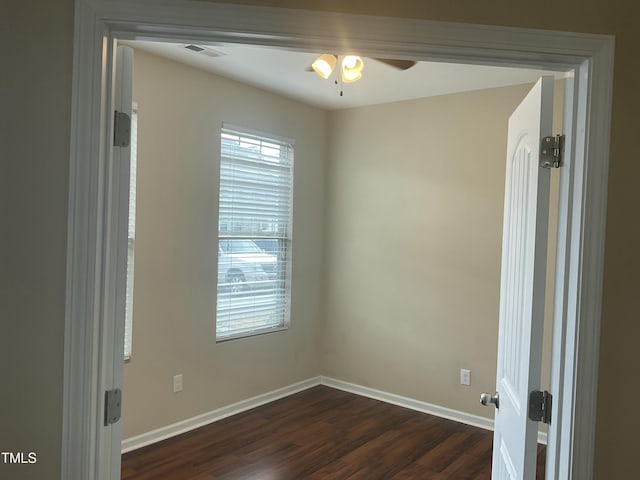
122;374;546;453
538;430;548;445
320;376;493;430
320;376;547;445
121;376;322;453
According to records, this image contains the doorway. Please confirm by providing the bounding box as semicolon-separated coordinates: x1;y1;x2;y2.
117;38;562;464
63;2;614;479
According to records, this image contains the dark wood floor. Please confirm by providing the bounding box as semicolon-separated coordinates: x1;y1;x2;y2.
122;386;546;479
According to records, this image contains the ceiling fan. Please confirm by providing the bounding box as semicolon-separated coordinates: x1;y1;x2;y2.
307;54;417;84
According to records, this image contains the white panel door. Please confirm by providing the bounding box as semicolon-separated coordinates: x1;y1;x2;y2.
490;77;553;480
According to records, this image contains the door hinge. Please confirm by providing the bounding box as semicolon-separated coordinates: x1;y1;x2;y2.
113;111;131;147
104;388;122;426
528;390;552;424
540;134;565;169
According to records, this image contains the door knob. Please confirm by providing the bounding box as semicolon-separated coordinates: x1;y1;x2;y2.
480;392;499;409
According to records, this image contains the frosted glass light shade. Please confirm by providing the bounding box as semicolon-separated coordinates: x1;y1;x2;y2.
311;54;337;79
341;55;364;83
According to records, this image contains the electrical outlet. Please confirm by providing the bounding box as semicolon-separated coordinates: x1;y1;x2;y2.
173;374;183;393
460;369;471;386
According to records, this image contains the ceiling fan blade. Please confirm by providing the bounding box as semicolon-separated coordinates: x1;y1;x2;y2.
374;58;417;70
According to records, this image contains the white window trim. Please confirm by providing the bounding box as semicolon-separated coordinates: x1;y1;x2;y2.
123;102;138;361
216;125;294;341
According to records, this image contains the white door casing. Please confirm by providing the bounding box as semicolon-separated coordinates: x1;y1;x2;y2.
492;77;553;479
64;2;614;479
97;44;133;480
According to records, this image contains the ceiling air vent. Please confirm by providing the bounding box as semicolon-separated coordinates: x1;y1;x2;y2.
184;44;204;52
183;44;225;59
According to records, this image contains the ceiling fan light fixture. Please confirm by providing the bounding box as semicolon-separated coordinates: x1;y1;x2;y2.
341;55;364;83
311;54;337;79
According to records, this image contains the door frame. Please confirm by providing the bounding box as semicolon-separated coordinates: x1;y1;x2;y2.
63;1;614;479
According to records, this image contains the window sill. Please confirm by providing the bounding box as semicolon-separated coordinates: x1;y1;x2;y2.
216;325;289;343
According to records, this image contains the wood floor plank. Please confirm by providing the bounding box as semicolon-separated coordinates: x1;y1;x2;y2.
122;385;546;479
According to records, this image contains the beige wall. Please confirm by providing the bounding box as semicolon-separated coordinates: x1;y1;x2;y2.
5;0;640;478
122;50;328;438
321;83;561;419
1;2;72;479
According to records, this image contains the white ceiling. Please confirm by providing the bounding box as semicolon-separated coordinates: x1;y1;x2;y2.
129;40;566;110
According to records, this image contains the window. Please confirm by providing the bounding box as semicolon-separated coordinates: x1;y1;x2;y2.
216;126;294;341
124;104;138;359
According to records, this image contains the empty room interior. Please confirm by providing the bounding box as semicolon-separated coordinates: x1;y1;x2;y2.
119;40;565;478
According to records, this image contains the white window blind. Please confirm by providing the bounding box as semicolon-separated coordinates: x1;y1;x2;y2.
124;104;138;359
216;126;294;341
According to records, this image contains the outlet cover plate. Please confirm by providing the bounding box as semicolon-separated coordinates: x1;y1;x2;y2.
173;374;183;392
460;369;471;386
